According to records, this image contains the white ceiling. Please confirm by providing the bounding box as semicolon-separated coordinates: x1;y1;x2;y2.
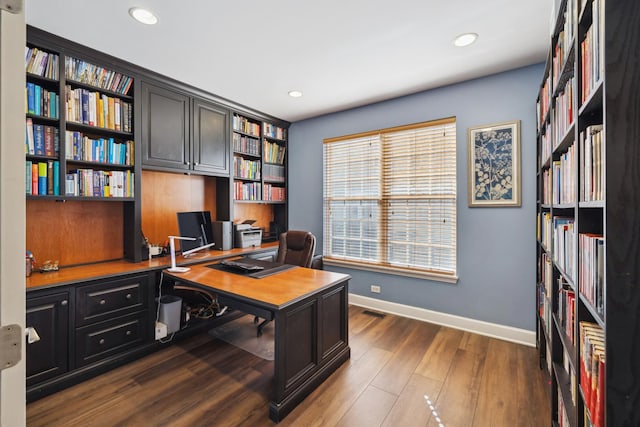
25;0;555;123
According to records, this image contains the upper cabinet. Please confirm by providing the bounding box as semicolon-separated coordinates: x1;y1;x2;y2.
140;80;230;177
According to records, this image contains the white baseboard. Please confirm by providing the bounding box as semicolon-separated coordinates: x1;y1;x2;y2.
349;294;536;347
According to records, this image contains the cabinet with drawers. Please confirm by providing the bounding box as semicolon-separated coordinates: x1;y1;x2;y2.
26;272;154;401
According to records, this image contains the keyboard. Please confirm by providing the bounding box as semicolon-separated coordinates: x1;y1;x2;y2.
220;259;264;272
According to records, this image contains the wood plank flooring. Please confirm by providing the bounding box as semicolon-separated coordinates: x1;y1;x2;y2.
27;306;550;426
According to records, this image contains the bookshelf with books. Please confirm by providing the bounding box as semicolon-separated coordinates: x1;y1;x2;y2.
232;113;288;241
536;0;640;425
26;27;142;264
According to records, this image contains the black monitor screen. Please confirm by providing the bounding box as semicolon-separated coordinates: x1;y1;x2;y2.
176;211;214;253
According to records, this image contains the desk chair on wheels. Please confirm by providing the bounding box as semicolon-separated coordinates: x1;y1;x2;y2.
254;230;316;336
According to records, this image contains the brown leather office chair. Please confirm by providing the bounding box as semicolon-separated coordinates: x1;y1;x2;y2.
255;230;316;336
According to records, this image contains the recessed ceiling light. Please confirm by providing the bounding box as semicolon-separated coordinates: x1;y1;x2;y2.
129;7;158;25
288;90;303;98
453;33;478;47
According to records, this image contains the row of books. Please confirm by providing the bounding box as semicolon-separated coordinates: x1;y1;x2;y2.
25;160;59;196
542;169;552;204
65;131;134;165
25;46;59;80
25;119;59;157
552;30;569;90
26;83;59;118
263;164;285;182
263;141;286;165
233;156;261;180
552;143;576;204
553;216;575;280
232;115;260;137
578;233;604;316
537;74;551;128
579;322;605;427
539;122;552;167
558;278;576;343
263;123;286;140
580;0;604;104
234;181;261;201
553;76;575;147
65;56;133;96
579;125;604;202
65;169;134;198
539;211;552;249
66;86;133;133
538;284;552;338
263;184;286;202
232;133;260;156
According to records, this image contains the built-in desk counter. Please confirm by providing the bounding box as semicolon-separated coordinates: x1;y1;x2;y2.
25;242;278;402
26;242;279;290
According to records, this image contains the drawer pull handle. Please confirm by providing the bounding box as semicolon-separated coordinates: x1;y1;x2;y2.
126;330;132;336
99;299;106;305
99;339;105;345
61;300;68;306
126;293;132;300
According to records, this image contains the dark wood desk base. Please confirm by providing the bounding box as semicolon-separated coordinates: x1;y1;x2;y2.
167;265;351;423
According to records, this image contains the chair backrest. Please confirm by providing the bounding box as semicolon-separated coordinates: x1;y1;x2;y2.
275;230;316;267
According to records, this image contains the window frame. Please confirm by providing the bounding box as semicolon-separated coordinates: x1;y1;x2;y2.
323;117;458;283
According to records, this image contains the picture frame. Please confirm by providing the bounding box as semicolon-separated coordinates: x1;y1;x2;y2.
468;120;521;207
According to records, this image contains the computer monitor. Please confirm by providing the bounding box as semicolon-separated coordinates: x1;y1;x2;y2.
176;211;215;255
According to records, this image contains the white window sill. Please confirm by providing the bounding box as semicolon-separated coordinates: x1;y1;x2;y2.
323;258;458;284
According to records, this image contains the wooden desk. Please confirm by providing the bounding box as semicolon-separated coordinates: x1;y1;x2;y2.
165;263;351;423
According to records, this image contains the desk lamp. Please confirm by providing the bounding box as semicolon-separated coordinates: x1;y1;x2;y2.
167;235;196;273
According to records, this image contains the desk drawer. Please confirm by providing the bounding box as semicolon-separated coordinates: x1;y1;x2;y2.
76;274;148;326
75;312;147;367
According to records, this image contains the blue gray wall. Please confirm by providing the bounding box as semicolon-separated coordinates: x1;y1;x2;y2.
287;63;544;331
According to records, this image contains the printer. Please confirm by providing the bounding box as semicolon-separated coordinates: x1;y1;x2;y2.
234;220;262;248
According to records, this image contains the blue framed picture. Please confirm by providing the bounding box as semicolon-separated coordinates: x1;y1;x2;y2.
468;120;521;207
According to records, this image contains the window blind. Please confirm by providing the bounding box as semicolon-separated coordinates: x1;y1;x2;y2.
323;117;457;278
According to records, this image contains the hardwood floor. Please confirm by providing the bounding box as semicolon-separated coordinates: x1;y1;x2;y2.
27;306;550;426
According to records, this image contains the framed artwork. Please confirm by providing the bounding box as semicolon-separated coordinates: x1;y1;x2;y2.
468;120;521;207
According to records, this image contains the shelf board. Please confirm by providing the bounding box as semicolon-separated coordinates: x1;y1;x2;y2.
553;362;578;427
234;177;261;182
232;128;260;139
578;293;605;328
26;72;59;84
65;159;135;170
66;121;133;138
65;79;133;100
578;200;604;209
553;313;577;373
233;151;260;158
552;203;576;210
26;113;59;124
579;81;603;118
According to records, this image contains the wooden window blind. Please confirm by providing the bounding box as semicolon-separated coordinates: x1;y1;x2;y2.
323;117;457;280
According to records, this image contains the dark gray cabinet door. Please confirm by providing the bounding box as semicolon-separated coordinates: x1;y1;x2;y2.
140;81;190;170
192;98;230;176
26;292;69;386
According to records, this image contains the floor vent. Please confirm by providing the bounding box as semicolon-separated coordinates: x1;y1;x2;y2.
363;310;385;318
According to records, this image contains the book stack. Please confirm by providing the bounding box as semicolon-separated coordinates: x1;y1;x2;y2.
579;125;604;202
26;83;59;118
263;123;286;140
558;278;575;342
579;322;605;427
65;86;133;132
263;164;285;182
65;131;134;165
65;56;133;95
25;46;59;80
263;140;286;164
578;233;604;316
232;115;260;137
233;156;261;180
232;133;260;155
65;169;134;198
263;184;285;202
25;119;59;156
553;76;575;146
552;143;575;204
234;181;261;201
580;0;604;104
553;216;575;280
25;160;59;196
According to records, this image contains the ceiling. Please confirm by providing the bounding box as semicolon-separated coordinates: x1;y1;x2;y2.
25;0;555;123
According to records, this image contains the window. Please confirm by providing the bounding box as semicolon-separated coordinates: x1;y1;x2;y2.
323;117;457;281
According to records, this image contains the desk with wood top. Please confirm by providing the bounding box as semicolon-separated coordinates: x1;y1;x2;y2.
165;263;351;423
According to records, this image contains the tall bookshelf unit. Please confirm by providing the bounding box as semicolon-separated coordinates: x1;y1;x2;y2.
536;0;640;425
26;28;142;264
232;113;288;241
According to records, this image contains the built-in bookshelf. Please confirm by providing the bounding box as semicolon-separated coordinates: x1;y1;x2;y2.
536;0;640;425
25;27;141;264
232;113;288;241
